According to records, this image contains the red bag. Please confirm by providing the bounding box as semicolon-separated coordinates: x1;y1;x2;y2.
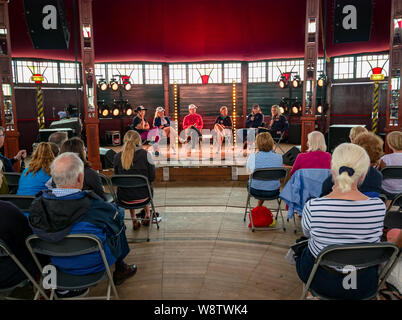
248;206;273;228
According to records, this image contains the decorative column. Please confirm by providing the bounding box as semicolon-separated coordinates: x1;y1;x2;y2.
386;0;402;152
78;0;101;170
0;0;20;170
301;0;321;152
163;63;170;116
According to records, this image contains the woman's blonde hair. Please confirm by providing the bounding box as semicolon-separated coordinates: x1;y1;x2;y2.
349;126;368;143
354;132;384;165
386;131;402;151
256;132;274;152
220;106;228;113
121;130;142;170
26;142;55;176
271;105;281;115
331;143;370;193
154;106;164;121
307;131;327;152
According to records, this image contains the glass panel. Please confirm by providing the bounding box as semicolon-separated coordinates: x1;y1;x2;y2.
188;63;222;84
144;64;162;84
60;62;81;84
2;83;14;127
169;64;187;84
224;63;241;83
14;60;58;84
248;62;266;83
107;64;143;84
390;73;400;126
333;56;354;79
304;80;313;115
356;54;389;79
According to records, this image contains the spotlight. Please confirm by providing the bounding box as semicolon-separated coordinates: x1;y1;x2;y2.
279;106;285;114
317;104;323;114
101;105;110;117
110;78;119;91
124;104;134;117
111;103;121;117
122;76;131;91
317;73;327;87
279;75;288;89
292;75;301;88
291;101;301;115
98;79;108;91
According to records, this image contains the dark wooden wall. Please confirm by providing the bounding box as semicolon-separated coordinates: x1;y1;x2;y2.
330;82;387;131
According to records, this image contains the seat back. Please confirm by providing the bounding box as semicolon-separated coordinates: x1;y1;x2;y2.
0;195;36;211
0;239;10;257
110;174;150;192
381;166;402;180
3;172;21;188
98;173;116;202
251;168;288;182
26;234;101;257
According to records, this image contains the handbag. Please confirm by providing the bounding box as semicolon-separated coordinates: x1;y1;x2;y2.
248;206;273;228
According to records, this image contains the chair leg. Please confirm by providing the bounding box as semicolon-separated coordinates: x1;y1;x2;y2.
293;215;298;233
277;199;286;231
243;193;250;222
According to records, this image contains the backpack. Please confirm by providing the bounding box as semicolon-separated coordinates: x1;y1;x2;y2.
248;206;274;228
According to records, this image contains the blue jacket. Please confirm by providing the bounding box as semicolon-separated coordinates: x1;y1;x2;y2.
29;190;128;275
280;169;331;219
0;153;15;172
154;116;170;128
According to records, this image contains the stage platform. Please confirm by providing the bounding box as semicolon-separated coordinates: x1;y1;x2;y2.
101;143;296;182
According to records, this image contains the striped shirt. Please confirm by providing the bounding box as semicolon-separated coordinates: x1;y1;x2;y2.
302;197;386;259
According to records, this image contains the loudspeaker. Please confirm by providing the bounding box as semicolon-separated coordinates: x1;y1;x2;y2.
23;0;70;49
282;146;300;166
288;123;301;145
99;147;116;169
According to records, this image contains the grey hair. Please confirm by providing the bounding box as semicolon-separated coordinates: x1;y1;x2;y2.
50;152;84;186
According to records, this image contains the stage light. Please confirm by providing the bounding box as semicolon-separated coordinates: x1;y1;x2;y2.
317;73;326;87
122;76;131;91
279;106;285;114
292;75;301;88
98;79;108;91
124;104;134;117
101;106;110;117
279;73;290;89
317;105;323;114
110;78;119;91
111;103;120;117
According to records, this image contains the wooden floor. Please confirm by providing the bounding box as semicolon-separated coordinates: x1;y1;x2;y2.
88;182;303;300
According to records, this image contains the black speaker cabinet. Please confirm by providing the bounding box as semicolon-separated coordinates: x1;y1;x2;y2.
328;124;366;153
23;0;70;49
99;147;116;169
288;123;301;145
282;146;300;166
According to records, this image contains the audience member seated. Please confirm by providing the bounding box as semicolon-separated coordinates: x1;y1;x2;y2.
59;137;106;200
385;229;402;297
378;131;402;199
0;126;27;172
29;152;137;298
290;131;331;177
0;200;42;290
267;105;289;139
321;132;383;198
0;161;9;194
246;132;283;207
17;142;54;197
349;126;368;143
242;104;264;149
113;130;156;231
213;106;232;150
132;106;160;149
181;104;204;149
296;143;386;299
49;142;60;157
48;131;68;150
153;106;177;154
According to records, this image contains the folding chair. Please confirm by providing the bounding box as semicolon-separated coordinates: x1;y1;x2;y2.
243;168;288;232
300;242;401;300
3;172;21;194
98;173;115;203
0;239;49;300
110;174;160;242
25;234;119;300
384;193;402;229
0;194;35;212
381;166;402;200
273;131;286;154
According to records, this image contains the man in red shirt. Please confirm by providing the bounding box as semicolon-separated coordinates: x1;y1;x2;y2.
181;104;203;148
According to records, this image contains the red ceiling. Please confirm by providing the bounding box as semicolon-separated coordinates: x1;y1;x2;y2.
8;0;391;62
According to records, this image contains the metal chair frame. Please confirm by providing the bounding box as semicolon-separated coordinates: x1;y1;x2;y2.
0;194;36;212
25;234;119;300
98;173;115;203
243;168;288;232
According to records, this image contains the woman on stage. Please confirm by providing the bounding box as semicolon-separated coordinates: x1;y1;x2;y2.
243;104;264;149
132;106;160;155
268;105;289;139
154;106;177;153
214;106;232;150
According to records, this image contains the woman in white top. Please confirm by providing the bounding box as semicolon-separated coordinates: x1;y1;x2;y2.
296;143;386;299
378;131;402;199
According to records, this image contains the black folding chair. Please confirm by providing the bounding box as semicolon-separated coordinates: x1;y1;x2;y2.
380;166;402;201
273;130;287;154
25;234;119;300
0;239;49;300
300;242;401;300
3;172;21;194
243;168;288;232
98;173;114;203
384;193;402;229
0;194;35;212
110;174;160;242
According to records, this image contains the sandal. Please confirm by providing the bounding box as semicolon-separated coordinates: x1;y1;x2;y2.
132;220;141;231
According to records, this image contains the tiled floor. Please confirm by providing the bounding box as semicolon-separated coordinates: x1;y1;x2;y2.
89;183;303;300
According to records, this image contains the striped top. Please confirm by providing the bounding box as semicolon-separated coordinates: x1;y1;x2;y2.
302;197;386;259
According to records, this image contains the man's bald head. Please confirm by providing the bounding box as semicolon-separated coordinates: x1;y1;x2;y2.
50;152;84;189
